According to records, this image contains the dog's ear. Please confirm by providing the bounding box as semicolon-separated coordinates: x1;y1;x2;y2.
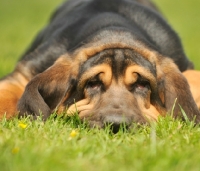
18;57;78;120
157;58;200;122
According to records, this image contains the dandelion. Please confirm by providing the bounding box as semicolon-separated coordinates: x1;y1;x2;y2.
18;122;27;129
12;147;19;154
70;130;78;138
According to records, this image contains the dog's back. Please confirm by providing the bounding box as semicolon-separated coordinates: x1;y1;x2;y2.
22;0;192;72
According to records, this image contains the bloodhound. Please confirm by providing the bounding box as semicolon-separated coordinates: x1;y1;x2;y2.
1;0;200;129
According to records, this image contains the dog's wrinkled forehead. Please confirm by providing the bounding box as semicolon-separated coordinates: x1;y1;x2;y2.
79;48;157;78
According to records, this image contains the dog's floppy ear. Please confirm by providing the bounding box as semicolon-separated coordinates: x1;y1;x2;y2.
18;56;78;120
157;58;200;122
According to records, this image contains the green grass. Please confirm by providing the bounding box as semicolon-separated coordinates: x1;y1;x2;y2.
1;115;200;171
0;0;63;77
1;0;200;170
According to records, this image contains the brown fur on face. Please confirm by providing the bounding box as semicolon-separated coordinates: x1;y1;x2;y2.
55;49;199;127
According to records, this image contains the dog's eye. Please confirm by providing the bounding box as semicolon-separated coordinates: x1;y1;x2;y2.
86;79;102;89
136;81;150;89
130;79;150;93
135;81;150;92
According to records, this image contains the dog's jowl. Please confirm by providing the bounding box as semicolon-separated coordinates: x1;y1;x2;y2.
1;0;200;129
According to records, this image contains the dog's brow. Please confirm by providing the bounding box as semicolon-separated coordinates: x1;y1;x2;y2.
124;65;156;88
78;64;112;88
124;49;157;76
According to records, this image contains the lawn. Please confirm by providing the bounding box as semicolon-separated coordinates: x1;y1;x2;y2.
1;0;200;171
1;115;200;171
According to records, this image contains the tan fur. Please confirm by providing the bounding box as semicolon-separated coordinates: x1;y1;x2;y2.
0;73;28;119
78;64;112;88
183;70;200;109
124;65;156;89
73;30;158;63
137;97;160;121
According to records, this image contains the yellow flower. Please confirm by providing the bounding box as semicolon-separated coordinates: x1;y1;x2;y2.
70;130;78;138
12;147;19;154
18;122;27;129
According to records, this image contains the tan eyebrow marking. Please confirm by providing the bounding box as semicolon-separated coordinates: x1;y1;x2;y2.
79;64;112;88
124;65;156;89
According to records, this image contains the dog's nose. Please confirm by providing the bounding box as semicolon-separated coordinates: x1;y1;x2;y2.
103;115;131;133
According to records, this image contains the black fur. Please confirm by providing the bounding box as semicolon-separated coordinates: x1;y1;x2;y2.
19;0;192;78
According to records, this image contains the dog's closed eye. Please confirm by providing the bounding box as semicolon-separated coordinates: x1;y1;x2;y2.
86;79;102;89
130;76;151;94
85;74;104;91
135;80;150;91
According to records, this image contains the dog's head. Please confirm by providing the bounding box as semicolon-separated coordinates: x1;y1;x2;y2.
18;31;199;128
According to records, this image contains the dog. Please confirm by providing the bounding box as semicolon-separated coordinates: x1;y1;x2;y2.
1;0;200;129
